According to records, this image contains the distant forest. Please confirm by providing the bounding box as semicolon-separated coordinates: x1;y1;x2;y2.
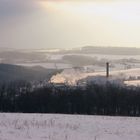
60;46;140;55
81;46;140;55
0;81;140;116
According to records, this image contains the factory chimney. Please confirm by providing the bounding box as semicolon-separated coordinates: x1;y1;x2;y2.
106;62;109;78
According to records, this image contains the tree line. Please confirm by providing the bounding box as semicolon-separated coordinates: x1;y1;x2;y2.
0;81;140;116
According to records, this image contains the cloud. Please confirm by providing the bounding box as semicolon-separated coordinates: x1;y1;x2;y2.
0;0;39;20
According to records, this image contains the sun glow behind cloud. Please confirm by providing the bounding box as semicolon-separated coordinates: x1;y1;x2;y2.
39;1;140;20
2;0;140;49
38;1;140;47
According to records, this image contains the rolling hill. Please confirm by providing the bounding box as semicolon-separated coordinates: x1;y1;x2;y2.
0;63;60;83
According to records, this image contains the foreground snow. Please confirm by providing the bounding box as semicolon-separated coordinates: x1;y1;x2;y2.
0;114;140;140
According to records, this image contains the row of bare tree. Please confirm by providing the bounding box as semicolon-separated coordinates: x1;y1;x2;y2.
0;81;140;116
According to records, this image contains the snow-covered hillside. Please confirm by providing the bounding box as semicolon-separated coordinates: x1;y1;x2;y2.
50;68;140;85
0;113;140;140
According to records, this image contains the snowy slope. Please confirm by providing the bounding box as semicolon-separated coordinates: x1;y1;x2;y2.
124;80;140;86
0;113;140;140
51;68;140;85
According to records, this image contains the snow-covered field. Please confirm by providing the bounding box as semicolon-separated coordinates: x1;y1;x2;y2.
124;80;140;86
0;113;140;140
15;53;140;70
51;68;140;85
49;53;140;60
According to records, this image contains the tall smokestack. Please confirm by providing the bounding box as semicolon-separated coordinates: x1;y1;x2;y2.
106;62;109;78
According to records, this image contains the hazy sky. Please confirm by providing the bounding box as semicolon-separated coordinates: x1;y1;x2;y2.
1;0;140;49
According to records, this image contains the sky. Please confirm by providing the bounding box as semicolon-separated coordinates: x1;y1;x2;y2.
1;0;140;49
